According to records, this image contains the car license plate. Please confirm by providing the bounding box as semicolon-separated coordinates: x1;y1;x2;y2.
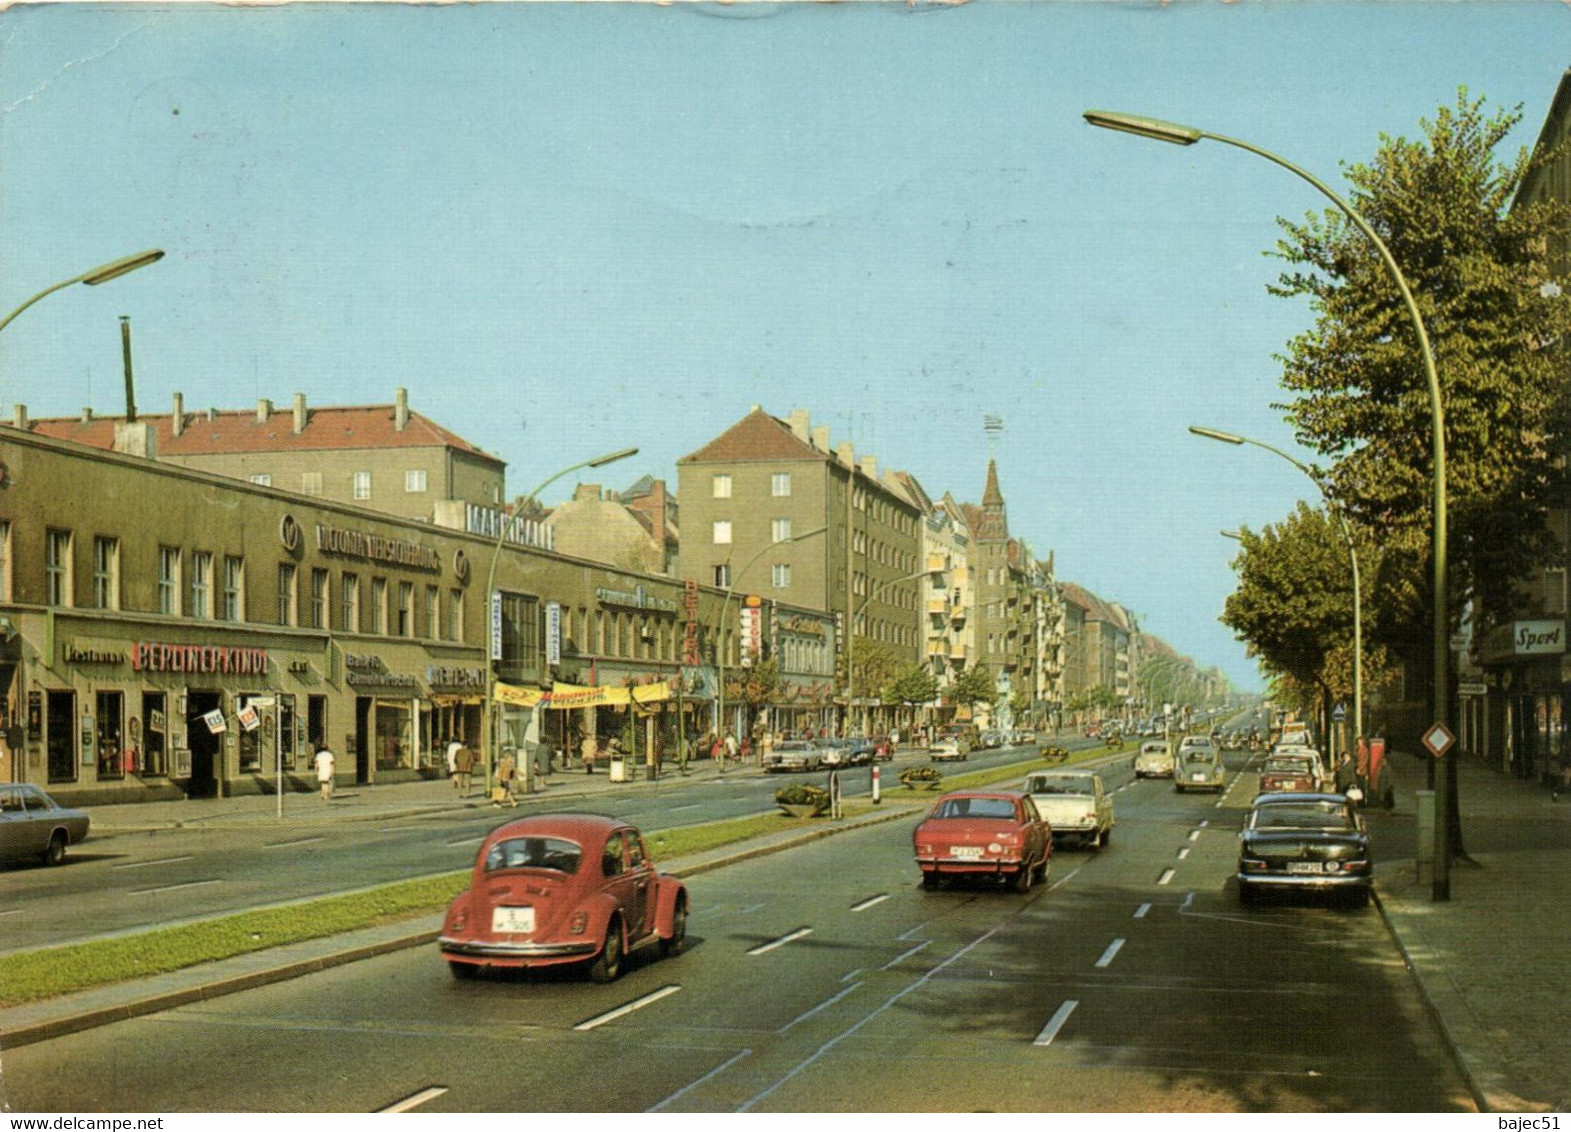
949;846;984;859
1286;861;1325;875
491;906;535;933
1191;772;1207;782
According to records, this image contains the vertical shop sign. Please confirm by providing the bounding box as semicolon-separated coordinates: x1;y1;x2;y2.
490;592;503;662
683;579;700;666
546;601;562;665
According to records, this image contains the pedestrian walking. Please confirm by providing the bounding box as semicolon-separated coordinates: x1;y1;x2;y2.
454;743;477;795
446;737;462;791
314;743;336;802
723;729;739;765
493;750;519;807
581;733;598;775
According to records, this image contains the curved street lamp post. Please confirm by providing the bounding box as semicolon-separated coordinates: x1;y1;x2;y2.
1086;110;1451;900
484;447;638;798
1192;425;1363;776
0;250;166;337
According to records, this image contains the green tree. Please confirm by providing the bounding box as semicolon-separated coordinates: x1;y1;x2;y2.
949;664;997;711
885;664;938;708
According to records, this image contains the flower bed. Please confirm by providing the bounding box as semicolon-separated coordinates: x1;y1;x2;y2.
900;766;943;790
775;782;830;816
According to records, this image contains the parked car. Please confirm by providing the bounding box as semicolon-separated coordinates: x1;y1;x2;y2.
817;740;851;769
0;783;90;867
929;737;968;762
912;789;1051;891
440;814;688;982
763;739;821;773
1133;740;1175;779
1024;770;1114;849
1175;749;1226;793
979;730;1002;750
1259;753;1321;794
1237;792;1372;907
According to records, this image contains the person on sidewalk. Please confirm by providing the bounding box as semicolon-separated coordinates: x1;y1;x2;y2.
723;729;739;765
493;750;519;807
314;744;335;802
581;733;598;775
446;738;462;791
454;743;477;795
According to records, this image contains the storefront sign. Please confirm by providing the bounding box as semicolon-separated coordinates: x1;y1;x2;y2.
316;524;441;572
132;643;269;675
202;709;226;734
427;665;486;689
546;601;562;665
237;705;261;732
65;643;126;665
683;579;700;666
1514;620;1565;655
490;592;503;662
740;604;762;668
465;504;552;550
493;680;673;709
596;583;678;615
780;615;826;638
345;653;421;689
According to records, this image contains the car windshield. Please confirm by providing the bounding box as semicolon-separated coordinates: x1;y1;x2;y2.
777;742;812;752
1027;775;1089;795
933;797;1018;820
1265;757;1312;774
484;836;582;874
1141;744;1166;754
1250;803;1354;832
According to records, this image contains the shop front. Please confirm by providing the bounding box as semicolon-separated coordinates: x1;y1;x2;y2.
1479;618;1568;782
343;649;426;784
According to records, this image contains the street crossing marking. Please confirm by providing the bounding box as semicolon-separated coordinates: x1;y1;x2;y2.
573;984;682;1031
1033;1000;1079;1046
112;855;194;870
378;1086;448;1113
1133;903;1151;919
850;894;889;912
1094;939;1125;968
748;927;812;956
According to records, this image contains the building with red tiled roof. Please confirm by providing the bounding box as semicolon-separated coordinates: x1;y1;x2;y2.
17;388;504;523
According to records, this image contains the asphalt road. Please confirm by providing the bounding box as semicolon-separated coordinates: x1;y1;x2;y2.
0;740;1474;1113
0;737;1099;954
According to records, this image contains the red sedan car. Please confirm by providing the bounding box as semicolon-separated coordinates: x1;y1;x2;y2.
440;813;688;983
913;789;1052;892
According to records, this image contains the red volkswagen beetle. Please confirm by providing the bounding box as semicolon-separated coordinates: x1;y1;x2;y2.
440;813;689;982
913;789;1052;892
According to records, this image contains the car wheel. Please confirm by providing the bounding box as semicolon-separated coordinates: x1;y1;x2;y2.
1032;855;1050;883
1345;886;1371;910
589;921;624;983
1100;825;1112;847
1238;881;1257;907
1012;862;1033;893
659;902;688;958
920;870;939;890
447;960;479;980
41;832;66;867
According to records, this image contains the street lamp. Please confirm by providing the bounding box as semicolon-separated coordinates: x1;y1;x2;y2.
0;249;166;336
484;446;638;798
846;569;927;737
1086;110;1451;900
1191;424;1363;777
714;526;827;769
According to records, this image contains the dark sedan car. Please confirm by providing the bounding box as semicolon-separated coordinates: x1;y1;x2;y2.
1238;793;1372;908
0;783;90;867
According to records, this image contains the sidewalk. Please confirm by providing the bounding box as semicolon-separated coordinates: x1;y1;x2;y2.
1366;752;1571;1113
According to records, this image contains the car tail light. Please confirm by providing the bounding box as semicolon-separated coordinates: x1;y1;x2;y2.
450;909;468;932
1241;857;1267;873
917;843;933;856
568;911;589;935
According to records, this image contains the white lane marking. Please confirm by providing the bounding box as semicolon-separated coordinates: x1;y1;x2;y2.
573;984;682;1032
748;927;812;956
264;837;323;849
1177;848;1191;860
1033;1000;1080;1047
850;894;888;912
882;940;931;970
739;901;767;914
1048;864;1084;890
1094;939;1125;968
378;1086;448;1113
647;1048;753;1113
1133;903;1151;919
1199;820;1210;828
0;908;24;918
112;855;195;870
1188;830;1202;842
1158;868;1176;886
777;982;864;1033
841;968;863;983
132;879;220;896
444;836;486;847
1180;891;1196;912
670;803;701;812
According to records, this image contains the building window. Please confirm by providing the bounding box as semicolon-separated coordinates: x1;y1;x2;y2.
0;521;9;602
301;472;323;496
712;474;732;499
222;556;245;621
397;582;414;637
158;547;181;615
371;578;388;634
341;573;360;632
191;551;213;619
713;520;732;545
425;585;439;639
310;568;329;628
353;471;371;501
278;563;298;627
448;589;464;642
93;536;119;610
771;518;792;543
772;563;791;588
45;529;72;607
713;563;732;588
771;472;791;497
405;470;427;493
249;473;272;486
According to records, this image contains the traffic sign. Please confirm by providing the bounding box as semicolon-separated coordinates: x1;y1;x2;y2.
1332;703;1347;723
1421;721;1456;759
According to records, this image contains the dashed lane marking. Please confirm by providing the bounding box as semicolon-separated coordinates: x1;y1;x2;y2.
444;836;486;847
112;855;195;870
378;1086;448;1113
1188;830;1202;842
573;984;682;1032
1133;903;1151;919
264;837;323;849
748;927;812;956
1033;1000;1079;1047
1094;939;1125;968
1177;848;1191;860
132;879;221;896
1158;868;1176;886
882;940;931;969
739;901;767;914
850;894;889;912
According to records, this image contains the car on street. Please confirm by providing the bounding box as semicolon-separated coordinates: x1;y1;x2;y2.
979;730;1002;750
1024;769;1114;849
1133;740;1175;778
1178;734;1216;754
0;783;90;867
912;789;1051;891
929;737;968;762
1237;792;1372;907
440;813;689;982
817;740;852;769
1259;753;1322;794
763;739;822;773
1175;748;1226;793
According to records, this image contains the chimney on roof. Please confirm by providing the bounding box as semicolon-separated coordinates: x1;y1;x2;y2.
394;387;410;432
574;483;600;502
293;392;307;434
860;454;877;480
11;404;27;431
81;406;94;424
812;425;829;451
837;442;855;468
788;408;810;442
172;392;184;437
206;407;218;422
257;398;273;423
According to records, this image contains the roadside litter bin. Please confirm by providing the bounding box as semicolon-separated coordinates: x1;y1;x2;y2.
609;757;627;783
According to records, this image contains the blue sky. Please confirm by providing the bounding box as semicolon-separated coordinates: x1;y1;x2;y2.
2;1;1567;691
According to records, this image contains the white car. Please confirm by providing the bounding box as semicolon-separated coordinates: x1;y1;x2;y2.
763;740;821;773
929;737;968;762
1133;740;1174;779
1024;770;1114;850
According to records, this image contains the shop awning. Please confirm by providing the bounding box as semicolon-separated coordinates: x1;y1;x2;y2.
494;680;674;710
